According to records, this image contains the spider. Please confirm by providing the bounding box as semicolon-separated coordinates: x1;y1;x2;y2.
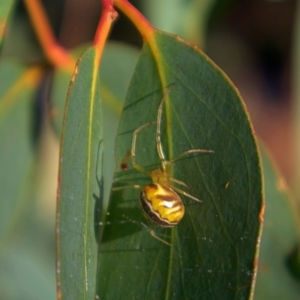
113;89;213;244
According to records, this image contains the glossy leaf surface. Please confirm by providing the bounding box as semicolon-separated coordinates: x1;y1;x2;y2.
50;42;139;208
97;31;263;299
56;47;102;300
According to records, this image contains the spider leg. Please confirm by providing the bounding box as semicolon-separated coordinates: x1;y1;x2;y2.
141;222;172;246
169;177;189;189
131;121;156;177
156;89;213;166
149;230;172;246
156;89;171;161
122;215;172;246
112;184;141;191
169;149;214;164
171;185;202;203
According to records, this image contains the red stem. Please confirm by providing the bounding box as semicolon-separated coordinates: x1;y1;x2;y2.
23;0;76;70
93;0;118;66
113;0;154;40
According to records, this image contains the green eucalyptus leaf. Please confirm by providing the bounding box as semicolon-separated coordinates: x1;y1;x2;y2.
50;42;139;212
50;42;139;138
96;31;263;299
99;42;140;209
49;44;88;137
56;47;102;300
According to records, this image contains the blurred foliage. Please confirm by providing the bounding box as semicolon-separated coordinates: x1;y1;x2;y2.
0;0;299;299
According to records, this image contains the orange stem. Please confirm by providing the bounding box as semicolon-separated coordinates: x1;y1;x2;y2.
113;0;167;88
113;0;154;41
23;0;75;71
93;0;118;66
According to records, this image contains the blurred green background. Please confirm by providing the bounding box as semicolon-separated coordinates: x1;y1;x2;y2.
1;0;299;299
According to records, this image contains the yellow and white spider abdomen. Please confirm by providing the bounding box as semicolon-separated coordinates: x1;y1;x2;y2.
139;183;185;227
